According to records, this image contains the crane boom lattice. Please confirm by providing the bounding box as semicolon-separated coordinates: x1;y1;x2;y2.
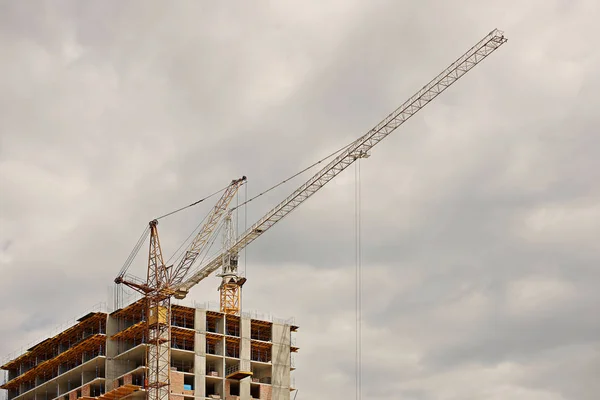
168;176;247;285
174;28;507;298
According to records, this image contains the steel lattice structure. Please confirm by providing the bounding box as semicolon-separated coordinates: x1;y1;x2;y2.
169;177;247;285
145;221;170;400
115;178;247;400
174;29;508;300
116;28;507;400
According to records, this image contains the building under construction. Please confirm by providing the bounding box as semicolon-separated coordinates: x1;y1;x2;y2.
1;300;298;400
1;28;507;400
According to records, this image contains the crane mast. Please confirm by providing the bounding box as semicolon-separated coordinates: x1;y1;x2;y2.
145;220;170;400
218;211;246;315
174;28;508;300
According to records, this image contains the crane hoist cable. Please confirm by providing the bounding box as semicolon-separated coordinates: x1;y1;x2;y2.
355;158;362;400
244;181;248;277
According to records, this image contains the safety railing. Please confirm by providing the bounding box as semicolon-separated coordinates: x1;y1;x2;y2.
225;364;240;377
250;349;270;363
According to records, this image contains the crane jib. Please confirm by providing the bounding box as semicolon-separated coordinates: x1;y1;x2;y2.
174;29;507;296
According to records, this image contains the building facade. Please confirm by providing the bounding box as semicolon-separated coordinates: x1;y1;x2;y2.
1;301;298;400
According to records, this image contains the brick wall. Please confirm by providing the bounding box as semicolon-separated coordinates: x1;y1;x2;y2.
225;380;242;400
260;385;272;400
170;371;185;394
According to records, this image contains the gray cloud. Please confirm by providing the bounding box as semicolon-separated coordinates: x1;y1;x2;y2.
1;1;599;399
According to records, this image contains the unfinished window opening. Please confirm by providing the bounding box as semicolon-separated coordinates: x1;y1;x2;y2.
228;380;240;396
250;343;271;363
251;363;272;384
8;388;19;400
206;342;217;355
131;373;144;386
171;306;195;329
205;380;221;397
206;361;220;377
250;383;260;398
225;316;240;337
183;374;194;391
89;382;105;397
206;313;222;334
250;321;272;342
206;336;222;356
225;339;240;358
171;359;193;373
171;334;193;352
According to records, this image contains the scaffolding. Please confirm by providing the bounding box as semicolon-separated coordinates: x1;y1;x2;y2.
2;299;299;400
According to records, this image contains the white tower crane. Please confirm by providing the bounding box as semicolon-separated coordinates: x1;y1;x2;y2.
174;29;508;301
116;28;507;400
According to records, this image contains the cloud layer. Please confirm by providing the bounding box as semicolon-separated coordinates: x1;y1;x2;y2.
1;1;599;399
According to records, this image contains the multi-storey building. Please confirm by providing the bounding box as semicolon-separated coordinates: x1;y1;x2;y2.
1;301;298;400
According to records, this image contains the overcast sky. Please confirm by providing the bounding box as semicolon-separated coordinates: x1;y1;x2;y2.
1;1;599;399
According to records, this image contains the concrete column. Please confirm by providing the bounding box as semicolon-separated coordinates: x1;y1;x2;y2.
220;335;225;399
193;309;206;399
240;316;251;371
271;323;291;400
104;314;119;391
219;313;226;398
240;316;251;400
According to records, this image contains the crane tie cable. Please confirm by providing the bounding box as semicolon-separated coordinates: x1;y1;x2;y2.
120;138;352;280
165;210;212;265
155;183;234;220
117;183;237;279
230;141;353;212
355;158;363;400
117;225;150;278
